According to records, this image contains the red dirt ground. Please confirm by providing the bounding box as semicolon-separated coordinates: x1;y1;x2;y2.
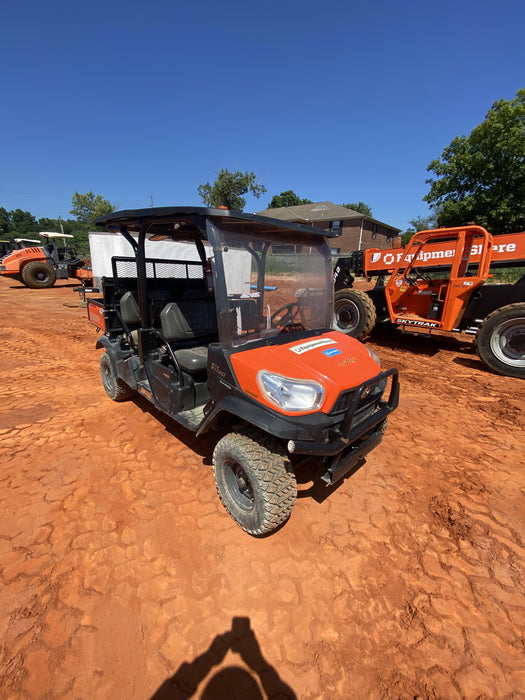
1;276;524;700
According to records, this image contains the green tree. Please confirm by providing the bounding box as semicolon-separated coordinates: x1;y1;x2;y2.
424;88;525;233
342;202;373;216
0;207;11;237
267;190;313;208
197;169;267;211
38;217;61;232
400;214;438;246
10;209;38;236
70;191;115;227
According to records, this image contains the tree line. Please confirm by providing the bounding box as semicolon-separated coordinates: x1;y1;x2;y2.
0;192;114;258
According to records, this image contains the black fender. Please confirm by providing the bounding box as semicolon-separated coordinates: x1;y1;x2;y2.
95;335;120;376
196;392;330;443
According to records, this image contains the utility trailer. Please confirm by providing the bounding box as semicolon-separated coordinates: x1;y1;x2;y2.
333;226;525;378
86;207;399;535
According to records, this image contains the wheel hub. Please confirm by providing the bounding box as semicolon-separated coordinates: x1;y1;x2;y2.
491;317;525;367
234;466;254;502
223;460;255;512
335;301;358;331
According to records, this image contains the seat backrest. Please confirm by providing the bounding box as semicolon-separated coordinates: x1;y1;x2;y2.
120;291;141;325
160;301;217;341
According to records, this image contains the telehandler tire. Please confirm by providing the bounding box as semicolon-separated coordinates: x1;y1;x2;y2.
213;428;297;536
100;352;135;401
21;261;57;289
476;303;525;379
333;288;376;339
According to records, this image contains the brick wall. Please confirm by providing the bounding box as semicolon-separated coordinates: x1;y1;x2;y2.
310;219;399;253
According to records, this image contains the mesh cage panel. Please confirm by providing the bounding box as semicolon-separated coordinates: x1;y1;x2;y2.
112;257;204;280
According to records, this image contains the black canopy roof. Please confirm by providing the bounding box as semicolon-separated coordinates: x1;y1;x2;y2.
96;206;339;239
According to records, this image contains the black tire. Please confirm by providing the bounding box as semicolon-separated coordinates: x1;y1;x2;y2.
100;352;135;401
333;288;377;339
213;429;297;536
21;261;57;289
476;303;525;379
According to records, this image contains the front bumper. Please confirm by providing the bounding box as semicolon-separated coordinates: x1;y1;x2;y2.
287;369;399;484
287;368;399;457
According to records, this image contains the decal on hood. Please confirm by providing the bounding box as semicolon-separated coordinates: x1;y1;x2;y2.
290;338;337;355
322;348;342;357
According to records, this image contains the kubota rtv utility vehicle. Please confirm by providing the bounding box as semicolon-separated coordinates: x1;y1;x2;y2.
0;231;92;288
87;207;399;535
333;225;525;379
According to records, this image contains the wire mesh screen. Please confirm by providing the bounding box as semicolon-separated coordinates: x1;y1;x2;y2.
112;257;204;280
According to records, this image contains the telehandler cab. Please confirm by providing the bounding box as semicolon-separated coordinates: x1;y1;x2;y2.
87;207;399;535
333;225;525;379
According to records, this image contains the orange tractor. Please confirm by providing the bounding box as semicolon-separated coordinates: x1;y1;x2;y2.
0;231;92;288
333;225;525;378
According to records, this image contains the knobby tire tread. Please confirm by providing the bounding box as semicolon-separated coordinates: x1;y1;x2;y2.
213;428;296;536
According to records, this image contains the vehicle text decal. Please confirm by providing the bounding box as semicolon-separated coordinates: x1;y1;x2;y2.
290;338;337;355
322;348;342;357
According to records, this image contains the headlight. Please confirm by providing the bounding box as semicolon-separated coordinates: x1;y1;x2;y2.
366;346;382;367
257;371;324;412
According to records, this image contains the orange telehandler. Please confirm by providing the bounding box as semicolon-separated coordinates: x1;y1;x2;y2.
0;232;92;288
333;225;525;378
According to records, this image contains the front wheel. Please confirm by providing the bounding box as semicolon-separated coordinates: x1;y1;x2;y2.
21;261;57;288
100;352;135;401
213;429;297;536
476;303;525;379
333;288;376;339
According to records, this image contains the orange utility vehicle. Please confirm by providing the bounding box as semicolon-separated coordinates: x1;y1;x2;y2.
333;225;525;378
0;231;92;288
87;207;399;535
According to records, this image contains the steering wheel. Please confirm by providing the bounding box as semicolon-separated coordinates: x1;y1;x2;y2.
409;268;432;284
271;302;303;328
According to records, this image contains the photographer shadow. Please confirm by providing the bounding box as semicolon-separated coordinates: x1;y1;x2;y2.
150;617;296;699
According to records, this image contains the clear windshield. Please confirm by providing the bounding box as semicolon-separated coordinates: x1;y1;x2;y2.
211;221;333;346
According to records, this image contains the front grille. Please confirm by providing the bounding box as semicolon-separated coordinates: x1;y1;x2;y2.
330;376;387;417
330;390;356;415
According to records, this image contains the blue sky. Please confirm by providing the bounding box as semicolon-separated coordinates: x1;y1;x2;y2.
2;0;524;231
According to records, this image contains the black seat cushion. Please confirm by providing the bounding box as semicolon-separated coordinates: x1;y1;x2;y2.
174;346;208;373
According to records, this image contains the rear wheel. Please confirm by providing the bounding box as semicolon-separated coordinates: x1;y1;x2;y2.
100;352;134;401
21;261;56;288
213;429;297;536
334;288;376;339
476;303;525;379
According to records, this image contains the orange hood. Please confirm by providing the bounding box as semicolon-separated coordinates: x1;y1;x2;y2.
230;331;381;416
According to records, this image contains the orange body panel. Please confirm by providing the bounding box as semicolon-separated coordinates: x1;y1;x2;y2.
0;247;47;274
230;330;381;416
364;230;525;274
385;226;495;331
87;300;106;331
74;267;93;282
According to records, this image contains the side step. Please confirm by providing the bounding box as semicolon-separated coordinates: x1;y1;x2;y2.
137;379;205;431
